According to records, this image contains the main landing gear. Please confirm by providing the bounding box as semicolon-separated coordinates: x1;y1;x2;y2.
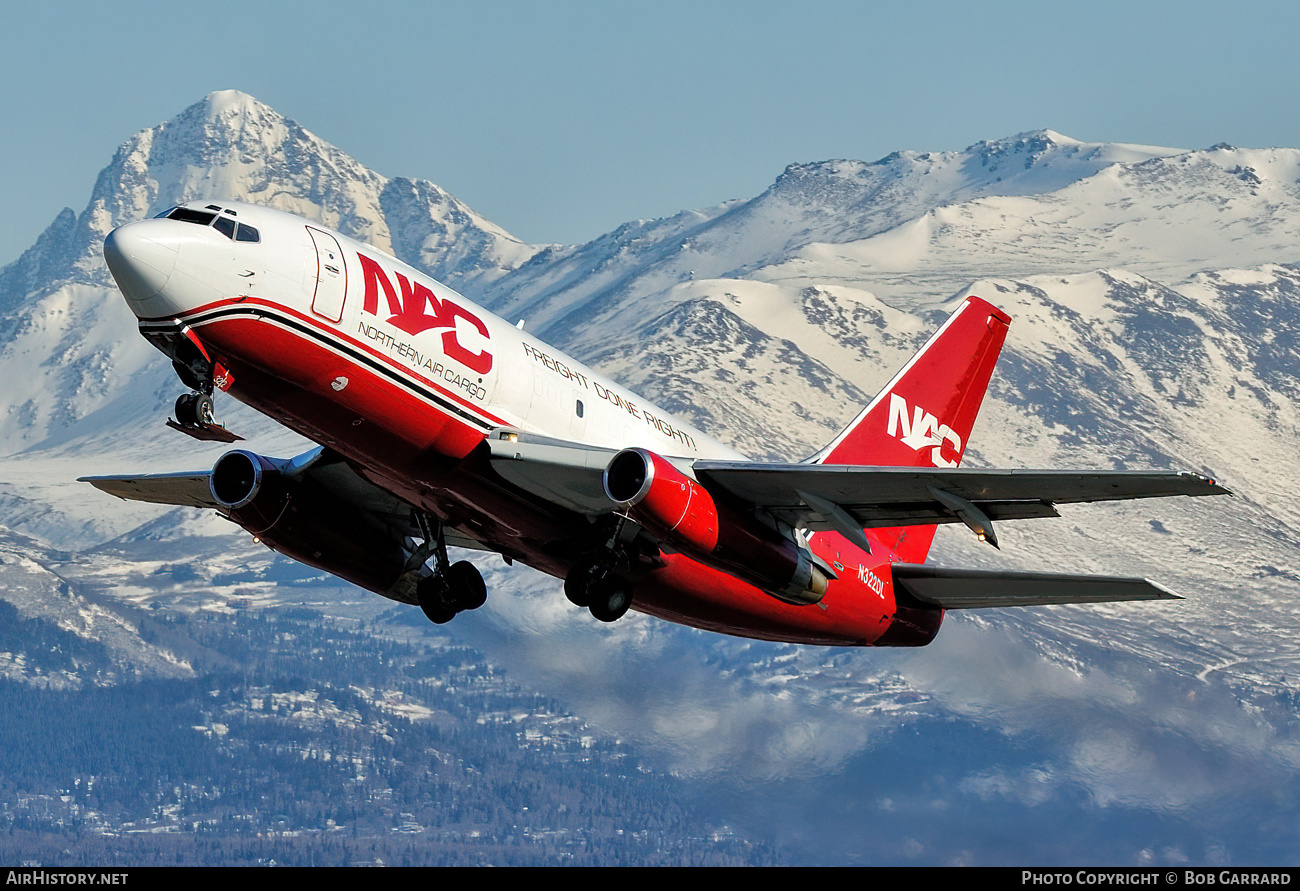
564;514;639;623
413;514;487;625
564;559;633;623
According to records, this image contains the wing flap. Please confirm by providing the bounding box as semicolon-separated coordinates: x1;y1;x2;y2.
775;498;1061;530
891;563;1181;609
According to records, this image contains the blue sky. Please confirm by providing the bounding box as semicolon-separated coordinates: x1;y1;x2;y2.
3;0;1298;262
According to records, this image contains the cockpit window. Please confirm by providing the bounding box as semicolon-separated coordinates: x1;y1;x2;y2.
157;205;262;243
166;207;217;226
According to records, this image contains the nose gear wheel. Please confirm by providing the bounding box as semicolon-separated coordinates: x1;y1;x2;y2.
175;393;214;428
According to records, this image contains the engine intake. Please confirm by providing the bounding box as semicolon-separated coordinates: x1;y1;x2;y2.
210;449;276;509
209;450;414;599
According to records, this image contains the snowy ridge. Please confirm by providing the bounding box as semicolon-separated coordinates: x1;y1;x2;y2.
473;129;1184;350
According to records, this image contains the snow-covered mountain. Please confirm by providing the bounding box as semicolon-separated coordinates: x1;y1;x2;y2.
0;91;547;542
3;91;1300;863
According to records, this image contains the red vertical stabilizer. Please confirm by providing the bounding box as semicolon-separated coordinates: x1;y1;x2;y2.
809;296;1011;562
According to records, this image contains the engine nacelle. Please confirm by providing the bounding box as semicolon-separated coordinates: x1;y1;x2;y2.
210;449;281;514
209;450;414;599
603;448;828;605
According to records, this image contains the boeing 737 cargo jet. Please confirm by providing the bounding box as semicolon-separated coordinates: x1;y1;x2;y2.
85;201;1228;646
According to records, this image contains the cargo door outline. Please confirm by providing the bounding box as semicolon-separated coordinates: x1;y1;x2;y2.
307;227;347;323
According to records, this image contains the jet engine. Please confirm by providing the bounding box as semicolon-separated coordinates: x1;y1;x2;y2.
209;450;414;598
603;447;829;605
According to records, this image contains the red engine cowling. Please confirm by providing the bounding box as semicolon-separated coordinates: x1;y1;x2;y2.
209;450;413;598
603;448;828;605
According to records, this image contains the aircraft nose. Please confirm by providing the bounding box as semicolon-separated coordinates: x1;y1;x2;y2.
103;221;179;313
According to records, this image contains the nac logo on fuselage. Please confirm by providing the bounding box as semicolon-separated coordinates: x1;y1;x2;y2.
356;253;493;375
887;393;961;467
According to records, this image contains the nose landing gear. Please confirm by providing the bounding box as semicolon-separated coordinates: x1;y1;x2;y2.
166;389;242;443
165;336;242;442
174;392;215;429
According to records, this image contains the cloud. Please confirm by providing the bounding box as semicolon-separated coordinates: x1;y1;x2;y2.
900;616;1300;814
450;570;1300;861
445;559;878;778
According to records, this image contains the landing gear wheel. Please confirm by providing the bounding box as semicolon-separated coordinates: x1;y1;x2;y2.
416;576;456;625
589;579;632;623
446;561;487;611
564;561;600;607
415;561;487;625
175;394;195;426
175;393;214;428
194;393;214;426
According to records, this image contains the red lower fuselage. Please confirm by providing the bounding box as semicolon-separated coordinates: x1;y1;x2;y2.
152;296;918;646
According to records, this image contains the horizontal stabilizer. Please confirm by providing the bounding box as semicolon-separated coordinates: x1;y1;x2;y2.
891;563;1181;609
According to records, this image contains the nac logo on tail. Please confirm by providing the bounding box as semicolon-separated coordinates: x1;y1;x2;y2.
887;393;962;467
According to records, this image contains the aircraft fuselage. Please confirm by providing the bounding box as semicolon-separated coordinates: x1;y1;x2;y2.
104;201;912;645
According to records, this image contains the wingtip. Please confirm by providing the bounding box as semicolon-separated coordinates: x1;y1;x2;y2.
1190;471;1232;496
1147;579;1185;600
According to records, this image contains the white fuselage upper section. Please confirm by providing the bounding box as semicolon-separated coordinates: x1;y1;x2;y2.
104;200;745;461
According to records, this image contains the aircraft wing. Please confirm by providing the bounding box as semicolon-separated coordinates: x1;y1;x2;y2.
81;448;487;553
891;563;1180;608
486;430;621;515
83;471;220;509
691;462;1231;531
481;430;1229;542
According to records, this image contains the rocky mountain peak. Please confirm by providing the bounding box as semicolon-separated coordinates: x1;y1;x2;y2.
1;92;542;312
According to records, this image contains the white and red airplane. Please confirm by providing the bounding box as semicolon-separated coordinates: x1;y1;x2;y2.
85;200;1229;646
